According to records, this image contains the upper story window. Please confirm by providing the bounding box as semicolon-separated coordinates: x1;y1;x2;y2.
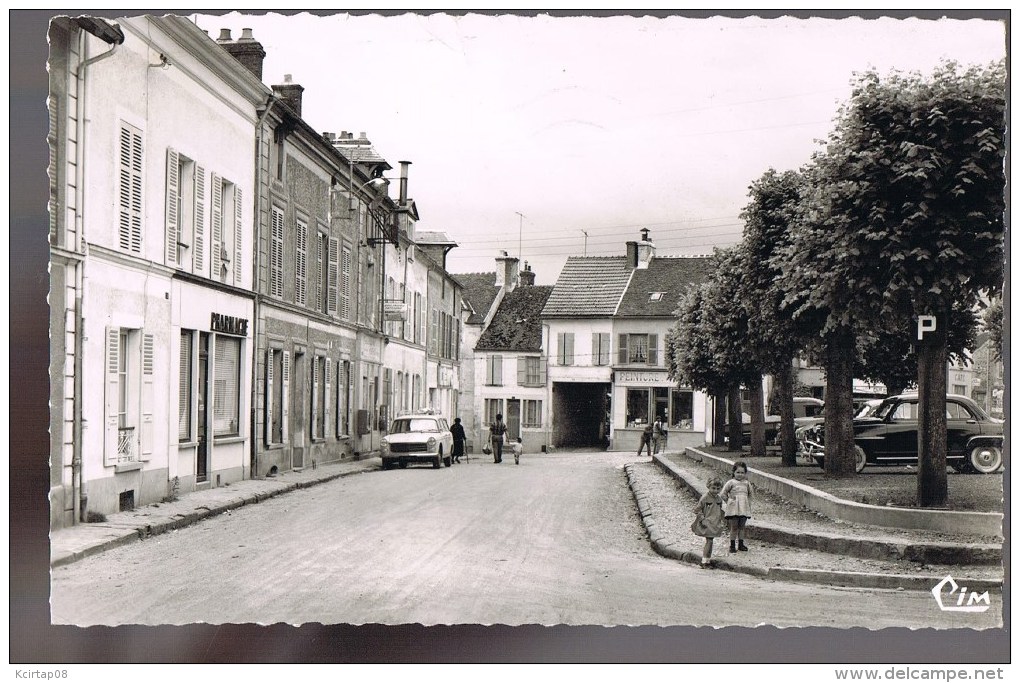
557;332;575;365
165;149;205;270
518;356;547;387
592;333;611;366
269;206;285;298
211;174;241;285
486;355;503;386
618;333;659;366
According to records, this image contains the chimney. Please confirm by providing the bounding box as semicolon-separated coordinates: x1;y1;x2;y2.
626;241;638;268
494;251;521;292
399;161;412;204
519;261;536;287
273;74;304;117
217;28;266;79
636;228;655;269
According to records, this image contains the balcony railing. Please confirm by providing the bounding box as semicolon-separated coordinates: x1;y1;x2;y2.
117;426;137;463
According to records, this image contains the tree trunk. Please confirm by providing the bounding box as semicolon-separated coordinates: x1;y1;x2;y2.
712;389;727;447
748;375;766;457
727;385;743;451
777;360;797;466
824;332;857;478
917;311;949;507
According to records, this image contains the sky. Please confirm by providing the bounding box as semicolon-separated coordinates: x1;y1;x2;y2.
191;10;1006;285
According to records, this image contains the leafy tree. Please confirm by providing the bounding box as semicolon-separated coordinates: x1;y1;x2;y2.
981;296;1003;361
738;168;807;464
788;61;1006;502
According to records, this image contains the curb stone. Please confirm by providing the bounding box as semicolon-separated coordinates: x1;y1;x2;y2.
624;461;1002;592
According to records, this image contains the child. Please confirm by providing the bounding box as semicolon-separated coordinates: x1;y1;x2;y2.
721;460;753;553
691;476;725;568
511;437;523;465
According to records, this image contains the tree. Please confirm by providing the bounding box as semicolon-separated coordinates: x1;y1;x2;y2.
981;296;1003;361
738;168;808;464
811;61;1006;505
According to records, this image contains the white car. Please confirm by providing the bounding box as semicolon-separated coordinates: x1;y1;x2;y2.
381;415;454;469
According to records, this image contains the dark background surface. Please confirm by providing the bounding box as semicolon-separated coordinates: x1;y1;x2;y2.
9;8;1009;664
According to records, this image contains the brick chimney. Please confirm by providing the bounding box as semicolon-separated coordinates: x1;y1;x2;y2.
273;74;304;118
627;228;656;269
217;28;266;80
519;261;536;287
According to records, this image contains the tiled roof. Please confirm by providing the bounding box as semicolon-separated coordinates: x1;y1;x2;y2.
476;286;554;351
540;256;633;317
415;231;457;245
454;272;499;324
616;256;713;317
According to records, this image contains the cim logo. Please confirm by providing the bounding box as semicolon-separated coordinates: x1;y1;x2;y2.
931;575;991;613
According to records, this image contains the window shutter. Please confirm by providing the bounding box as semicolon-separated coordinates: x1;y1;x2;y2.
600;333;610;366
265;349;274;445
270;208;284;298
340;245;352;318
517;357;526;385
565;333;574;365
494;355;502;385
324;360;332;438
648;334;658;366
165;148;179;265
618;334;628;365
295;220;307;306
281;350;290;442
485;355;494;385
194;164;206;272
556;333;565;364
118;125;143;254
104;327;120;467
211;172;222;281
311;356;320;436
539;357;547;384
179;333;192;441
328;236;339;315
140;333;154;459
233;186;243;284
591;333;600;367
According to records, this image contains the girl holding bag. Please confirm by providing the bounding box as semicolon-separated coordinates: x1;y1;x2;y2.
691;476;725;568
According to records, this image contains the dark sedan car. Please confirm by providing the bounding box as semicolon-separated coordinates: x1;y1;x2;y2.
797;393;1003;474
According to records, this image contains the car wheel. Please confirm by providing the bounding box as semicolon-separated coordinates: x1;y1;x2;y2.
969;445;1003;474
444;456;452;467
433;456;441;469
853;446;867;474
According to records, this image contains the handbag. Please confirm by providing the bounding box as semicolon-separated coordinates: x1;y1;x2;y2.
482;444;492;455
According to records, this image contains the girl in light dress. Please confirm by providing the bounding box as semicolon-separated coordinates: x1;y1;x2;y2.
721;460;753;553
691;476;725;568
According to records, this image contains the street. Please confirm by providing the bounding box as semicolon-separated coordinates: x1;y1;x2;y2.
51;451;1002;628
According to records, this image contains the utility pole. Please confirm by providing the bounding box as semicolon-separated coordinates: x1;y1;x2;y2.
515;212;525;261
582;230;588;256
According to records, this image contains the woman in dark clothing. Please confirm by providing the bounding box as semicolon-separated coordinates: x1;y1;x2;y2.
451;417;466;463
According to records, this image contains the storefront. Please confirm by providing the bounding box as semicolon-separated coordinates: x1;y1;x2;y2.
611;368;707;451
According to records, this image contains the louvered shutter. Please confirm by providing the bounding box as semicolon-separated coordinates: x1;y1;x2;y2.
295;220;307;305
140;333;154;459
517;357;526;385
165;148;179;265
324;360;332;438
311;356;320;436
618;334;629;364
118;125;143;253
281;350;290;442
265;349;274;445
340;245;352;318
194;164;206;272
104;327;120;467
539;357;547;384
494;355;502;385
270;208;284;298
179;333;192;441
211;172;222;281
648;334;658;366
564;333;574;365
233;186;243;284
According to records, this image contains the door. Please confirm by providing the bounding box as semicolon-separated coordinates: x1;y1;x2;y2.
507;399;521;441
291;351;305;468
196;332;210;483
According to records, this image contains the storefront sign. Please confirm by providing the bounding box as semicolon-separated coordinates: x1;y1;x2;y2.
616;370;666;384
210;312;248;336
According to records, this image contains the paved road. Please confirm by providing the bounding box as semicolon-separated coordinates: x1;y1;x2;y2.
50;451;1002;628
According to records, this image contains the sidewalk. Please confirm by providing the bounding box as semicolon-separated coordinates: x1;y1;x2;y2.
50;456;380;568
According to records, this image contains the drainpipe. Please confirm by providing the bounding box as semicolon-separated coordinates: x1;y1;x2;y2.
250;94;277;480
72;27;119;525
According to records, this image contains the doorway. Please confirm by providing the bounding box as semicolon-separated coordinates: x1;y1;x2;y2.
196;332;209;483
506;399;521;441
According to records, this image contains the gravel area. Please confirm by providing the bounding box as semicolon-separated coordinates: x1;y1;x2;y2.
627;459;1005;582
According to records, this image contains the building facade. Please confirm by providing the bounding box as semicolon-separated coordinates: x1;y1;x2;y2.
48;16;268;525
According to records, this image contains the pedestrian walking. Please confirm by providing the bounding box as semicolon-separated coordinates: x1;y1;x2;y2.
511;437;523;465
721;460;753;553
489;413;508;463
652;416;667;454
636;421;654;458
451;417;466;463
691;476;725;568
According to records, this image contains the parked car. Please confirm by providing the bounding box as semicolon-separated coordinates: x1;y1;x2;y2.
796;393;1003;474
729;396;825;445
380;414;454;469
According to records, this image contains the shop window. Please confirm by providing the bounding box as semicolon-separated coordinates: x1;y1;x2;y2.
179;330;193;442
213;335;241;437
671;389;694;430
626;388;650;427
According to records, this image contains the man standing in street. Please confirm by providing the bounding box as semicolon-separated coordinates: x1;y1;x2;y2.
653;416;667;454
490;413;508;463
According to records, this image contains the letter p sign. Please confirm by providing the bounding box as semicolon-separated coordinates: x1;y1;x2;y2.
917;315;937;341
